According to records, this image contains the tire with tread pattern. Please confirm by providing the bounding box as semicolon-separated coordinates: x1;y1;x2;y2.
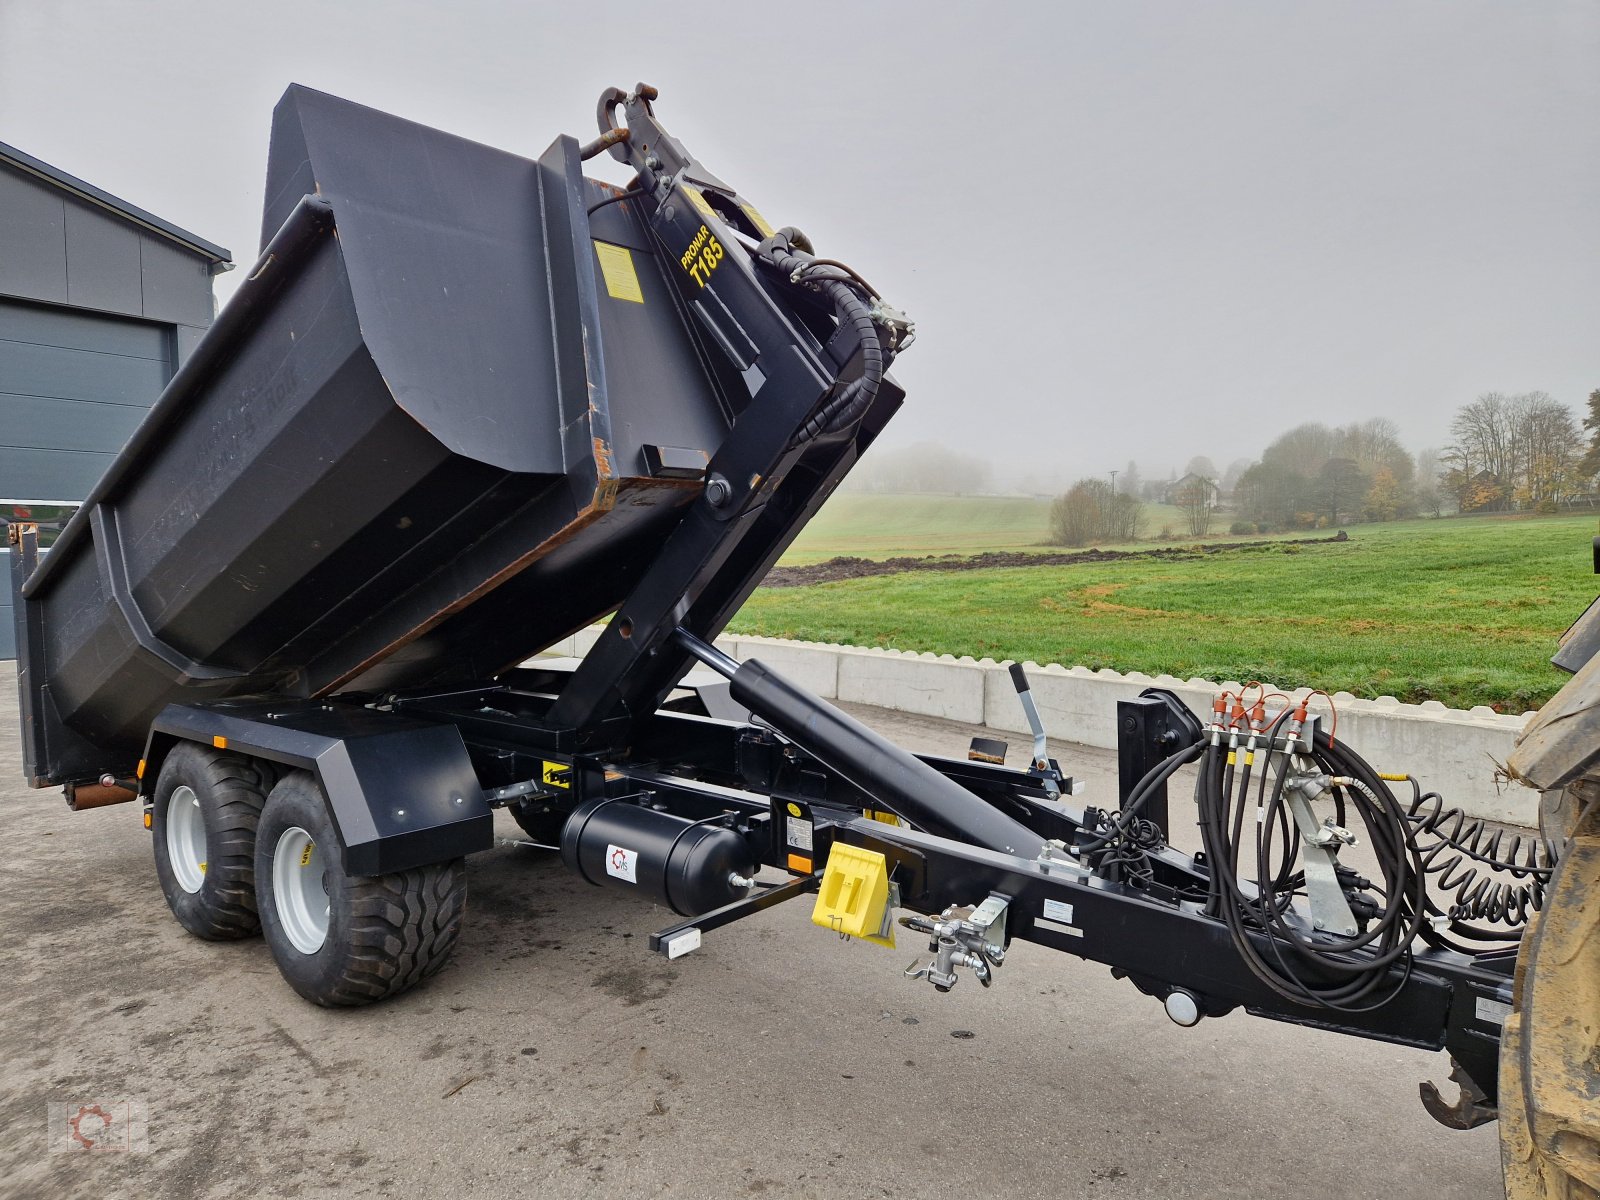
151;742;270;940
1499;790;1600;1199
255;770;467;1006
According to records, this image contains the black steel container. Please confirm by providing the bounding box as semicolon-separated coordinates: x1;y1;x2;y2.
12;86;733;785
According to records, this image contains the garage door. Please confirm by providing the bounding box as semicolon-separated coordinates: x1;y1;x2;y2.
0;298;173;658
0;297;172;505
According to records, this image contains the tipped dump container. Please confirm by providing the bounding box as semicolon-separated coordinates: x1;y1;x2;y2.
13;86;732;786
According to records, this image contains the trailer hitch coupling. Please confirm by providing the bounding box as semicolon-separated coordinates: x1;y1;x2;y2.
901;896;1009;992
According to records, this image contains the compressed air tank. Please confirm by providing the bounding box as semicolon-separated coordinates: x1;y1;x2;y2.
560;796;757;916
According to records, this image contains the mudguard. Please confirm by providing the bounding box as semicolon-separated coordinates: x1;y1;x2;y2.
141;700;492;875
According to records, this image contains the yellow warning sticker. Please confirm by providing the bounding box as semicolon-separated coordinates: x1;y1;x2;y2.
593;242;644;304
299;843;312;867
542;761;572;790
684;185;717;221
740;203;774;238
786;801;803;818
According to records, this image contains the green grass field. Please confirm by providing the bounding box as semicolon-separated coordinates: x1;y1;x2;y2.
742;508;1600;711
779;494;1214;564
780;494;1052;563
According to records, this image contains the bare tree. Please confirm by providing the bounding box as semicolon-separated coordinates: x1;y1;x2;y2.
1342;417;1415;489
1050;478;1144;546
1519;392;1581;507
1050;482;1102;546
1445;393;1520;508
1109;490;1145;541
1174;475;1216;536
1445;391;1584;511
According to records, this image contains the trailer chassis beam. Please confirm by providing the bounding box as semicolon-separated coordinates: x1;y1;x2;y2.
573;756;1511;1103
395;674;1513;1103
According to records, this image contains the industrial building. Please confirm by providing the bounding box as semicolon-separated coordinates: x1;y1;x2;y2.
0;140;230;656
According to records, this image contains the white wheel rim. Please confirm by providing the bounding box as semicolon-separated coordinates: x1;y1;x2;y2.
166;785;207;893
273;826;330;954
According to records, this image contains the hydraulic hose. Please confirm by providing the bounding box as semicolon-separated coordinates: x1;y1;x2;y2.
1087;693;1550;1008
1075;739;1205;855
757;227;885;444
1196;725;1427;1011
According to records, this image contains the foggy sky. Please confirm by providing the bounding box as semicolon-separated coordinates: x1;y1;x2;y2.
2;1;1594;484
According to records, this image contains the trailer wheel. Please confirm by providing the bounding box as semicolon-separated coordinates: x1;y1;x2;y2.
151;742;270;940
255;771;467;1006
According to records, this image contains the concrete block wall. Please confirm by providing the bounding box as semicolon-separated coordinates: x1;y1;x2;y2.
543;628;1540;826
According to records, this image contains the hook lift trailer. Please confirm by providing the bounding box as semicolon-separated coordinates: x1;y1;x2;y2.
8;83;1597;1196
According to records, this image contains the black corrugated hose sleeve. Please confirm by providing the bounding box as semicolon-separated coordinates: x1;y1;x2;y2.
759;229;885;444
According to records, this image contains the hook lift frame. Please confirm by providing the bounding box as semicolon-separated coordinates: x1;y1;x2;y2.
9;83;1518;1133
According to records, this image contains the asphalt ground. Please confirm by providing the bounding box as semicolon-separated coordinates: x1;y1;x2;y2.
0;663;1504;1199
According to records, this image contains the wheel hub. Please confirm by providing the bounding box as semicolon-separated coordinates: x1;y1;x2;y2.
273;826;330;954
166;784;206;893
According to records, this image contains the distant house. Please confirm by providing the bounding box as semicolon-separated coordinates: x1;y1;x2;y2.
1162;472;1219;506
1;139;231;658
